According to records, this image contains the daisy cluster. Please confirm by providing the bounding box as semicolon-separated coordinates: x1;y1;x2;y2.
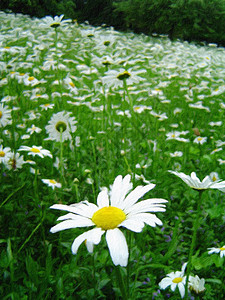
1;10;225;299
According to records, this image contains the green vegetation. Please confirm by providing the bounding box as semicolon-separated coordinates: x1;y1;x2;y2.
1;11;225;299
1;0;225;45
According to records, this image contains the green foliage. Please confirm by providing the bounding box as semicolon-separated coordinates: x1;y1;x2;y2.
114;0;225;45
1;0;225;45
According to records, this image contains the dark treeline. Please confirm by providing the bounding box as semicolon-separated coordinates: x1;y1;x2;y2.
1;0;225;46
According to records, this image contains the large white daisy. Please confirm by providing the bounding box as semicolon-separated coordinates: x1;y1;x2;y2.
50;175;167;267
45;111;77;142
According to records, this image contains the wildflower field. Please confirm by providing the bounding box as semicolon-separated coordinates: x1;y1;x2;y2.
1;11;225;300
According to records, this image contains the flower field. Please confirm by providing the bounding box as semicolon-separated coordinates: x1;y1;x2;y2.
1;11;225;299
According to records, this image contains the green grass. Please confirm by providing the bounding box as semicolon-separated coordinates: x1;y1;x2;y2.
0;11;225;299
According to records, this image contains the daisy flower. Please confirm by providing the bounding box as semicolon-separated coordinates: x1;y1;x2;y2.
188;275;205;294
40;103;54;111
0;104;12;127
208;245;225;258
5;152;25;170
159;263;187;298
23;75;40;86
45;111;77;142
0;145;12;163
41;15;71;28
50;174;167;267
18;145;52;158
64;76;78;94
102;68;146;89
170;151;183;158
42;179;62;190
193;136;207;145
27;124;42;135
168;171;225;191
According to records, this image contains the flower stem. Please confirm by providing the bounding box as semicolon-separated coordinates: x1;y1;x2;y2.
115;266;128;299
184;190;204;299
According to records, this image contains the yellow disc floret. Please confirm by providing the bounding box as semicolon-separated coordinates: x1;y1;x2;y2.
117;71;131;81
49;179;57;184
172;277;183;283
220;247;225;251
0;151;5;157
92;206;126;230
31;148;41;153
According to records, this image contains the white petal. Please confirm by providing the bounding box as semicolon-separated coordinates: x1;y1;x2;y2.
56;214;94;226
50;219;92;233
124;198;167;214
97;190;109;208
120;218;144;232
110;175;132;207
159;277;172;289
120;184;155;210
71;227;104;254
50;202;98;218
178;283;185;298
127;212;163;227
106;228;129;267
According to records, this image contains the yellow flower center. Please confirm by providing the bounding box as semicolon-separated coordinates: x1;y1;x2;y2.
49;179;57;184
0;111;2;118
104;41;110;46
50;22;60;28
172;277;183;284
28;76;35;81
102;60;111;66
197;137;203;141
117;71;131;80
69;82;75;88
220;247;225;251
0;151;5;157
55;121;67;132
31;148;41;153
92;206;126;230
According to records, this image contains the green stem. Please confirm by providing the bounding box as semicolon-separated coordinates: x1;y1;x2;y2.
59;129;66;187
115;266;128;299
184;190;204;299
17;212;45;254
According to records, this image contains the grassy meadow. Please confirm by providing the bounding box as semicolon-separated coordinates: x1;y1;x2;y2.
1;11;225;299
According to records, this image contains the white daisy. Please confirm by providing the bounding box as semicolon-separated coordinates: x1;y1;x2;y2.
42;179;62;190
27;124;42;135
45;111;77;142
50;174;167;267
18;145;52;158
0;145;12;163
193;136;207;145
208;245;225;258
159;263;187;298
188;275;205;294
5;152;25;170
23;75;40;86
40;15;71;28
0;104;12;127
170;151;183;158
102;68;146;89
168;171;225;191
40;103;54;111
